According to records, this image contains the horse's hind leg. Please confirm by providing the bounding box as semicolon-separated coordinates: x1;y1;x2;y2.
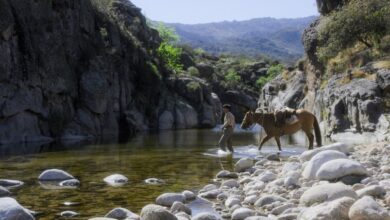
303;130;314;150
275;136;282;152
259;135;272;150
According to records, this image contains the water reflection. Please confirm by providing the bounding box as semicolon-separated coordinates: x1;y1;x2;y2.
0;128;306;219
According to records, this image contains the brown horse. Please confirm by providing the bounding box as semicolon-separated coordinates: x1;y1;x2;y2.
241;109;322;151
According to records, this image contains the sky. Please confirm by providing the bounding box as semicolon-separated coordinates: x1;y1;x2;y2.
131;0;319;24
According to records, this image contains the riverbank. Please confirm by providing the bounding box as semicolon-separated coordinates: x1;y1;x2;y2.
2;141;389;219
132;141;390;220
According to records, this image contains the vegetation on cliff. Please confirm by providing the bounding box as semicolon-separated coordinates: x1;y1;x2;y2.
317;0;390;76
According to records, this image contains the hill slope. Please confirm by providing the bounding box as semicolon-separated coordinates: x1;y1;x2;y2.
167;16;317;62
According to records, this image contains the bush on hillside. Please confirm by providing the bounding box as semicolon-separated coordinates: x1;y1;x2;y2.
256;64;284;89
156;23;183;72
224;68;241;87
318;0;390;61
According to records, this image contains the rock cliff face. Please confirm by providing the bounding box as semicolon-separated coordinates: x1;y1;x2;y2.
0;0;220;144
258;0;390;142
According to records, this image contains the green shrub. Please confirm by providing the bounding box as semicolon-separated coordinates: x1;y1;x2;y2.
155;23;183;73
256;64;284;89
318;0;390;61
186;81;201;91
187;66;200;76
224;69;241;86
157;43;183;72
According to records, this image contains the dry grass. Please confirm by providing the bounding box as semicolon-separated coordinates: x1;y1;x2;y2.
338;69;376;85
373;60;390;70
281;70;290;81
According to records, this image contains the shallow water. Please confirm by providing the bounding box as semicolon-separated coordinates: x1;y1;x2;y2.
0;128;306;219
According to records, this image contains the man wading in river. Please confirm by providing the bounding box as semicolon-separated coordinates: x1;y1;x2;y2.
218;104;236;152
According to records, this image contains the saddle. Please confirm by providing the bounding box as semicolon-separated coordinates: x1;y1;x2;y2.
274;107;297;127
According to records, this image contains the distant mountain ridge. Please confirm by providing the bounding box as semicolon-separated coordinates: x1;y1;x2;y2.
167;16;317;62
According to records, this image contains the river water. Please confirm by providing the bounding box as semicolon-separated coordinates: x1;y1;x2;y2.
0;126;307;219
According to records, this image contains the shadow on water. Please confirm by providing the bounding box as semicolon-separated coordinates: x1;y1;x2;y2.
0;127;307;219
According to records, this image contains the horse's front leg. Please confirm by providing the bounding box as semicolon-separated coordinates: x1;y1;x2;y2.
275;136;282;152
259;135;272;151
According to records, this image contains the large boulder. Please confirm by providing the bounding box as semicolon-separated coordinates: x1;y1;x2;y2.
302;150;347;180
156;193;186;207
316;159;367;180
38;169;75;181
0;197;34;220
234;158;253;172
140;204;177;220
300;142;350;162
298;197;355;220
300;183;357;206
348;196;390;220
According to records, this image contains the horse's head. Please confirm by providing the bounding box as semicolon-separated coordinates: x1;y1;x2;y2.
241;110;255;129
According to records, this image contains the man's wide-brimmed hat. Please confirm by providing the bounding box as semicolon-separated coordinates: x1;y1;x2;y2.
222;104;232;110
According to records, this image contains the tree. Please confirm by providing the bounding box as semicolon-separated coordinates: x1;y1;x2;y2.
318;0;390;61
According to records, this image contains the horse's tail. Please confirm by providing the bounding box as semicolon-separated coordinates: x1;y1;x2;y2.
313;116;322;147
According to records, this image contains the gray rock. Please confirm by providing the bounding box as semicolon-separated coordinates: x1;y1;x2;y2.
256;170;277;182
300;183;357;206
266;153;280;161
103;174;128;186
0;179;24;189
38;169;75;181
140;204;177;220
0;186;11;197
356;185;386;198
170;202;191;215
316;159;367;180
192;212;220;220
216;170;238;179
377;69;390;92
255;195;287;207
348;196;390;220
0;197;34;220
234;158;253;172
61;211;79;218
105;207;139;219
159;111;175;130
156;193;185;207
225;197;241;208
245;217;269;220
302;150;347;180
298;197;355;220
175;212;191;220
221;179;239;188
277;213;299;220
199;189;222;199
300;143;350;162
144;178;165;185
182;190;196;201
231;207;255;220
271;203;296;215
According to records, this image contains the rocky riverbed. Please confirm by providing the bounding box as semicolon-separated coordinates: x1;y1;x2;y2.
1;142;390;220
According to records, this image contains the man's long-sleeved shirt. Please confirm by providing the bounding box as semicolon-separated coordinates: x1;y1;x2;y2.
223;111;236;129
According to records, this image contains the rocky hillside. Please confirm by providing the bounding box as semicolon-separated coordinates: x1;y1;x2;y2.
167;16;316;63
0;0;223;144
258;0;390;142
